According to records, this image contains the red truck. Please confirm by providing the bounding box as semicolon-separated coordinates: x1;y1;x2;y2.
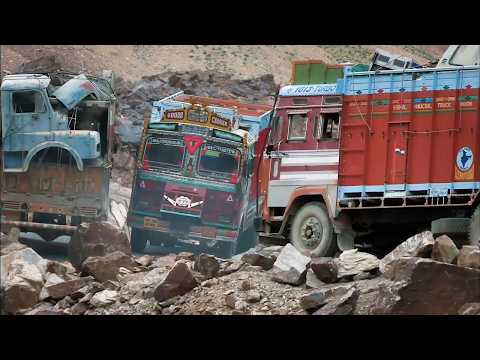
258;46;480;257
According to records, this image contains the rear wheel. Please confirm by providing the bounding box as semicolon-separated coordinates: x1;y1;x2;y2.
290;202;337;257
131;227;148;253
470;205;480;246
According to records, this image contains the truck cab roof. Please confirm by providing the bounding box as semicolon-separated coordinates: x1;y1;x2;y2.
1;74;51;91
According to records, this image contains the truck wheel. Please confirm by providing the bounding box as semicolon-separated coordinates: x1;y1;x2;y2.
470;205;480;246
290;202;337;257
131;227;148;253
237;226;258;254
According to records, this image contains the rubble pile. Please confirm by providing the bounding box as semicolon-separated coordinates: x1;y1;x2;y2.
1;227;479;315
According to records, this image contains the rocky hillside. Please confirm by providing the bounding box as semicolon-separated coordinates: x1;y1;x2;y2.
1;45;448;85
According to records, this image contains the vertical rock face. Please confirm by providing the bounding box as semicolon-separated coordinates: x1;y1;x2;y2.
271;244;311;285
379;231;434;274
153;261;198;302
69;222;132;270
431;235;459;264
371;257;480;315
456;245;480;269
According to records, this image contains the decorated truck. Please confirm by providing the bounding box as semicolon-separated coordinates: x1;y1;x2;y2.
258;45;480;257
1;71;116;241
127;93;272;257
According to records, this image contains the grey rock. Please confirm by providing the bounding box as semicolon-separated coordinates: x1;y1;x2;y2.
380;231;434;274
271;244;311;285
456;245;480;269
310;257;338;283
335;249;379;277
153;261;198;302
82;251;136;282
431;235;459;264
306;269;326;289
194;254;220;279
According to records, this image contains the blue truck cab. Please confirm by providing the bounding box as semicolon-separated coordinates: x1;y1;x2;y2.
1;73;115;172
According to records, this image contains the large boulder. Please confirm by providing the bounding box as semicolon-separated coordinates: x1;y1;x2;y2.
335;249;379;278
313;287;359;315
194;254;220;279
1;260;44;314
69;222;131;270
456;245;480;269
379;231;434;274
240;251;276;271
81;251;136;282
310;257;338;283
371;257;480;315
153;261;198;302
0;228;28;256
271;244;311;285
301;283;355;312
41;276;93;300
90;290;118;307
431;235;459;264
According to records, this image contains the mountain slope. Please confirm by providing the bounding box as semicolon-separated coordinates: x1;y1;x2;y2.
1;45;448;84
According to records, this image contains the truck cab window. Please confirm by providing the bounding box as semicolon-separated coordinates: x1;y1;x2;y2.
13;91;46;113
318;113;340;140
287;113;308;141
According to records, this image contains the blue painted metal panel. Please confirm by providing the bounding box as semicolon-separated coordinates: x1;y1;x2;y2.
343;65;480;95
53;75;98;110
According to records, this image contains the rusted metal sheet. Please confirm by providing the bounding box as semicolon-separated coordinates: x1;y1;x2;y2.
2;164;105;195
53;74;98;110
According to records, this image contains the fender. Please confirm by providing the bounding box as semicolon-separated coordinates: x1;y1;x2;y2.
278;185;336;235
23;141;84;172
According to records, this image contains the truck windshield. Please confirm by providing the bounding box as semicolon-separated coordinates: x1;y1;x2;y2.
143;136;185;171
197;142;241;181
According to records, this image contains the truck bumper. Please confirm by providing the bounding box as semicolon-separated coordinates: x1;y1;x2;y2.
127;214;239;245
0;219;78;233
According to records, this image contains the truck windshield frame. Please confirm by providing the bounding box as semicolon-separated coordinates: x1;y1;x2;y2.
143;135;185;172
196;141;241;182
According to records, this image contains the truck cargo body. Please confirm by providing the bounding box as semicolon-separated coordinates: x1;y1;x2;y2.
338;65;480;209
259;61;480;257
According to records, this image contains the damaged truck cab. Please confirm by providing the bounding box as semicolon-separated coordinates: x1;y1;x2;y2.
1;71;116;240
1;73;112;172
127;94;272;258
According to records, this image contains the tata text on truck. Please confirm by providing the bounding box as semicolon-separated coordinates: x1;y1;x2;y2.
1;71;116;241
127;93;272;257
259;45;480;257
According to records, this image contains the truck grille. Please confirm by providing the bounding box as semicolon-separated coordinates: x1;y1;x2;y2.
79;206;98;217
1;201;23;211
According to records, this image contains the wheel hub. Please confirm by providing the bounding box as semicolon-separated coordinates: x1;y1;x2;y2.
300;216;323;249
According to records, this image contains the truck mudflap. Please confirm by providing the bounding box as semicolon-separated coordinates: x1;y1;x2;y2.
0;219;78;233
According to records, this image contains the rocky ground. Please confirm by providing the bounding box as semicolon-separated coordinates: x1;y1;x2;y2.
1;222;479;316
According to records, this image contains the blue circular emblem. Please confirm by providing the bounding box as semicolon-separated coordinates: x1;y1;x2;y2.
456;147;474;172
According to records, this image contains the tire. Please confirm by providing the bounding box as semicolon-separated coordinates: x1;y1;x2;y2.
131;227;148;253
470;205;480;247
290;202;337;257
236;225;258;254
